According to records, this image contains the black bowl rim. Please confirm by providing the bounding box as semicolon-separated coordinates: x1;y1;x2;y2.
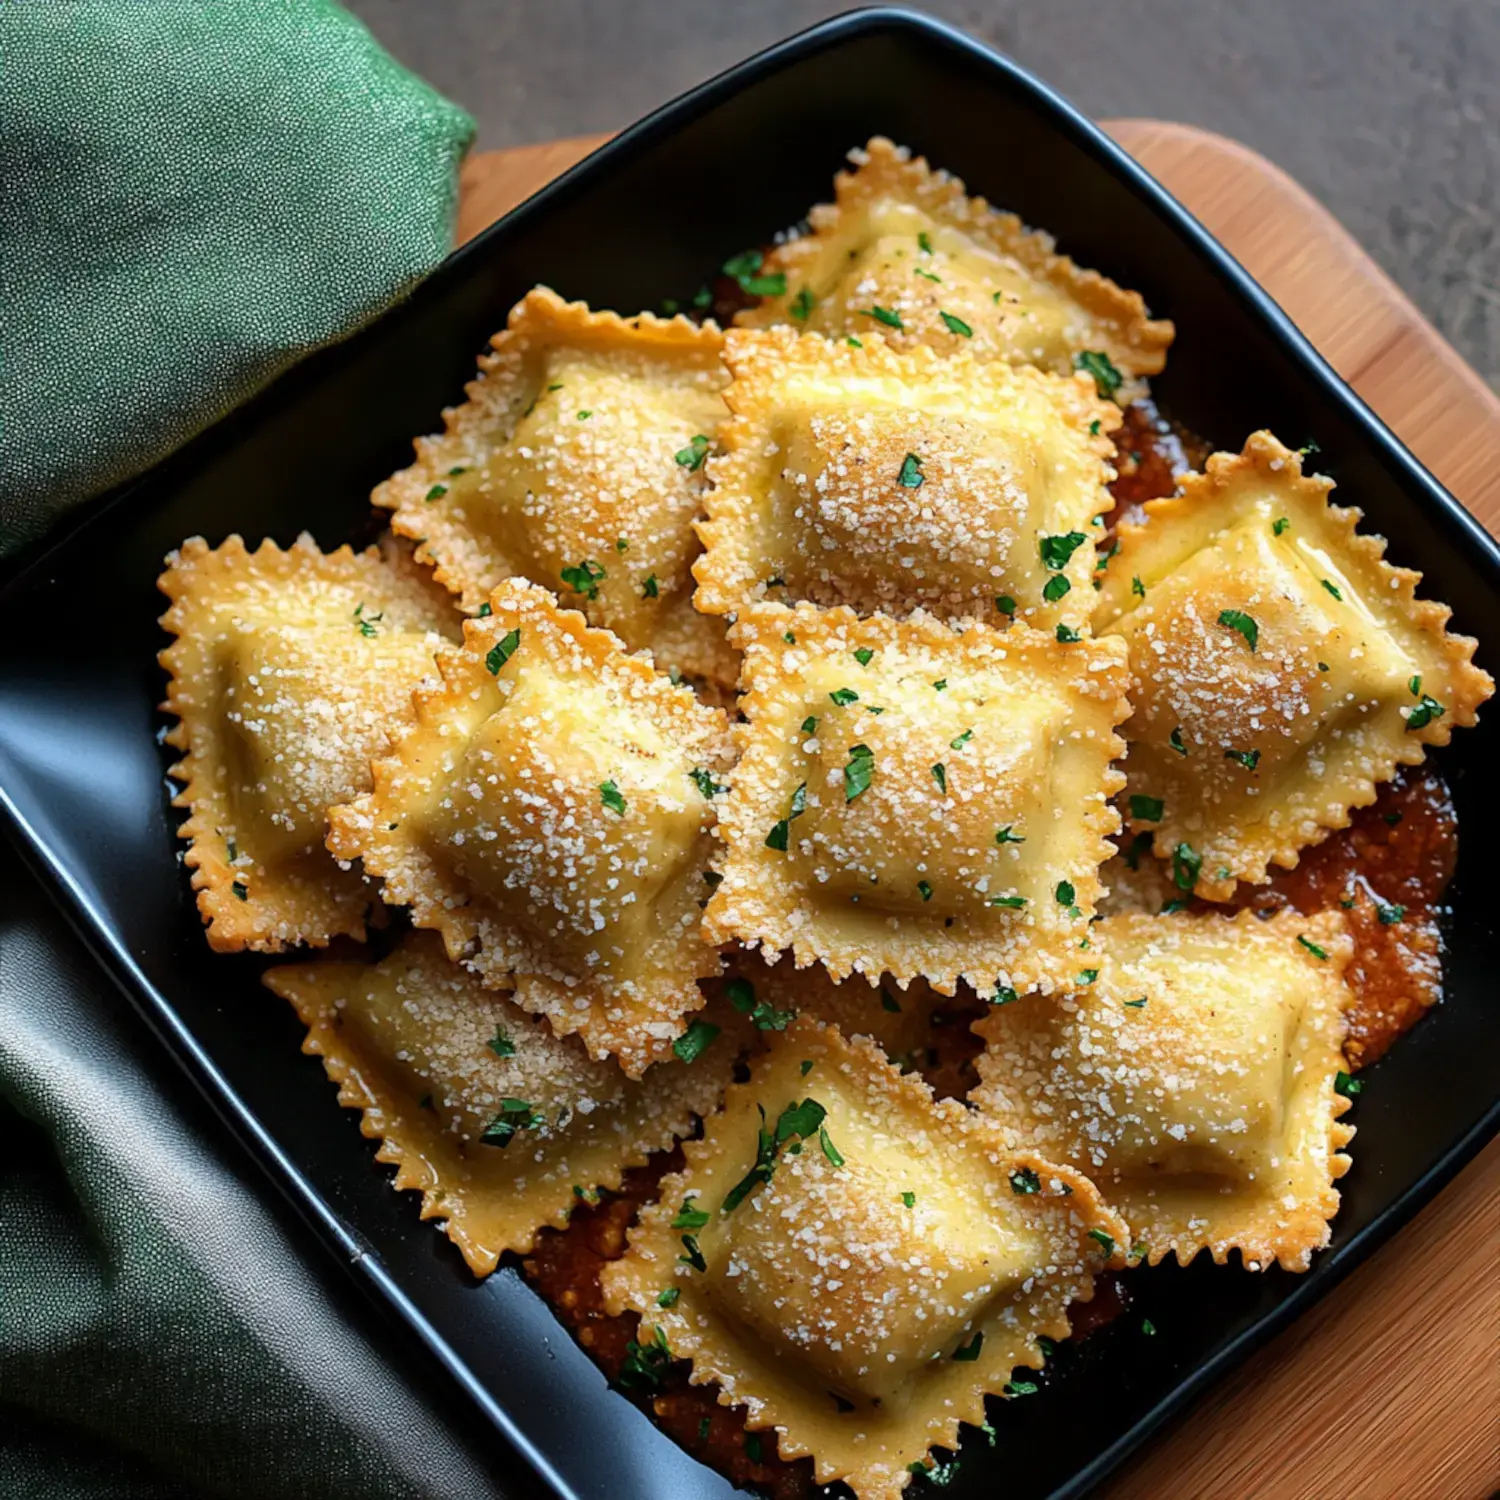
2;8;1498;1499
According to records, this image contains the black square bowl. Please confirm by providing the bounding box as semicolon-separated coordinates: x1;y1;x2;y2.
1;10;1496;1499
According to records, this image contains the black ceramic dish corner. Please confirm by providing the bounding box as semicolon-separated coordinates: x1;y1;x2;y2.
1;9;1497;1500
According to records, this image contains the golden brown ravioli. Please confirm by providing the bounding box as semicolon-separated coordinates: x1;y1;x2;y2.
693;327;1118;628
702;602;1130;998
376;286;736;688
602;1019;1126;1500
1095;431;1492;900
158;533;458;952
327;578;733;1078
972;908;1357;1271
266;931;750;1275
736;137;1173;400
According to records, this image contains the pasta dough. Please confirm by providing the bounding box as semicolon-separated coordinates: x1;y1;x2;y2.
702;602;1130;997
1094;431;1492;899
735;137;1173;399
972;908;1357;1271
602;1019;1126;1500
327;578;733;1077
693;327;1118;627
158;533;457;952
376;286;736;688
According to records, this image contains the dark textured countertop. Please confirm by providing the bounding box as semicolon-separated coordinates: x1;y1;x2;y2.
346;0;1498;393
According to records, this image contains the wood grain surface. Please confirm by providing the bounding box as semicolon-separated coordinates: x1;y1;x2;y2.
456;122;1500;1500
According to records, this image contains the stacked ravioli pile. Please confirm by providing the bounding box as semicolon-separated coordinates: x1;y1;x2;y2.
158;140;1490;1499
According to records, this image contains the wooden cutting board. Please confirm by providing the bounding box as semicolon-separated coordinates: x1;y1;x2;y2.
456;122;1500;1500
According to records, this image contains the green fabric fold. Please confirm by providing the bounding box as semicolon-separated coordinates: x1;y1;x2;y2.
0;0;475;554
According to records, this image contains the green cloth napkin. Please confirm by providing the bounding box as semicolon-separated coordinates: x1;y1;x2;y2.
0;0;474;554
0;4;503;1495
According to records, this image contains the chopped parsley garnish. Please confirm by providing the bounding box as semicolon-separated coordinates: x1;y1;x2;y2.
1089;418;1102;436
1055;880;1076;906
989;895;1027;910
1225;748;1261;770
722;1099;828;1213
485;627;521;674
721;249;785;297
678;1234;707;1272
1129;794;1164;822
560;558;606;599
764;779;809;851
225;838;237;862
789;287;816;321
1004;1379;1039;1397
995;825;1024;845
1010;1166;1041;1195
853;646;875;666
1088;1228;1116;1256
991;985;1019;1004
692;285;712;309
1122;830;1153;871
353;602;382;637
617;1325;672;1393
914;266;941;283
1297;934;1330;960
689;767;725;799
801;715;819;736
476;602;492;617
1078;968;1099;984
846;335;862;347
576;410;591;420
952;1331;984;1361
231;880;249;901
897;451;925;488
656;1287;680;1308
865;305;904;330
995;594;1016;617
932;678;947;690
615;537;629;553
641;573;659;598
939;310;973;337
931;762;947;793
1074;349;1123;397
902;1190;917;1208
917;879;933;902
950;728;973;750
1273;517;1290;536
1160;897;1190;915
819;1126;845;1167
800;1059;814;1077
1039;531;1088;571
1132;574;1146;598
1405;694;1446;731
1056;623;1082;643
1335;1070;1362;1098
918;230;933;253
725;976;795;1032
671;1197;711;1230
1217;608;1259;651
673;1019;721;1064
1171;841;1202;891
1376;902;1406;925
425;482;448;502
829;687;860;706
1169;725;1188;756
481;1098;545;1147
1141;1317;1157;1336
674;433;711;470
487;1026;516;1058
843;742;875;801
1096;539;1120;572
1321;579;1343;600
598;779;627;816
1042;573;1072;603
1409;675;1422;696
1124;996;1148;1009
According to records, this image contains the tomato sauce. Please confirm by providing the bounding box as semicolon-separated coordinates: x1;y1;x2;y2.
1219;767;1457;1066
